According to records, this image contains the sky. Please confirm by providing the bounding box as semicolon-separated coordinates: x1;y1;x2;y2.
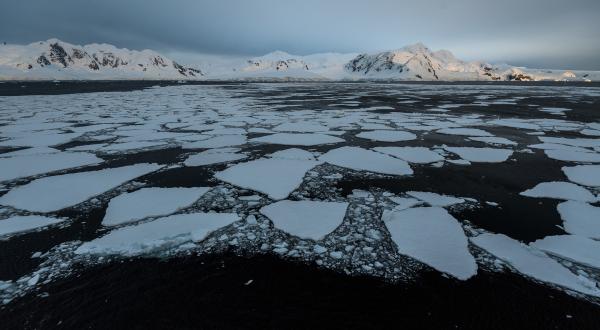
2;0;599;70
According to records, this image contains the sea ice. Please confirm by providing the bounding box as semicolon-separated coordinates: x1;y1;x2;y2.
530;235;600;269
250;133;344;146
383;207;477;280
0;152;103;182
406;191;465;207
184;149;246;166
437;128;492;137
356;130;416;142
260;200;348;240
562;165;600;187
0;215;66;237
320;147;413;175
102;187;211;226
520;181;597;202
471;233;600;297
215;158;321;200
76;213;240;256
0;163;162;212
444;147;513;163
557;201;600;239
373;147;444;164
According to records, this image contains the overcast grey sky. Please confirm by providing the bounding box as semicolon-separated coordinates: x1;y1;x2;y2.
2;0;599;69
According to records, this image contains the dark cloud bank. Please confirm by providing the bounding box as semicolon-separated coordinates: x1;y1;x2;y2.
2;0;599;69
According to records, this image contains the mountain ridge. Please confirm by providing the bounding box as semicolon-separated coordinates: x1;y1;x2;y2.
1;39;598;82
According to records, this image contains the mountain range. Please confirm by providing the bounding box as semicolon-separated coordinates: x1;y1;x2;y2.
1;39;597;81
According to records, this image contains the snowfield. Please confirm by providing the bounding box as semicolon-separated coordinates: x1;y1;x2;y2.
1;82;600;305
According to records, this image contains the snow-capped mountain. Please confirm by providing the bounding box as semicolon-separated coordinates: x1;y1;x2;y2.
0;39;202;80
343;43;597;81
1;39;598;81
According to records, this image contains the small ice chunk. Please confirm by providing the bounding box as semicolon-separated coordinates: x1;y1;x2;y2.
562;165;600;187
0;163;162;212
356;130;416;142
520;182;596;202
0;215;66;237
215;158;321;200
471;233;600;297
383;207;477;280
557;201;600;239
406;191;465;207
444;147;513;163
76;213;240;256
530;235;600;269
102;187;211;226
251;133;343;146
373;147;444;164
320;147;413;175
260;200;348;240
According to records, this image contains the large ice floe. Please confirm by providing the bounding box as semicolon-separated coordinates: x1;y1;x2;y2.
520;181;597;202
530;235;600;269
471;233;600;297
0;152;103;182
260;200;348;240
383;207;477;280
444;147;513;163
0;215;66;237
372;147;444;164
556;201;600;239
250;133;344;146
76;213;240;256
102;187;212;226
0;164;162;212
319;147;413;175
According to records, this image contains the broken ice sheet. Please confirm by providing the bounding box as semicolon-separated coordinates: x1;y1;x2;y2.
444;147;513;163
530;235;600;269
0;215;66;237
373;147;444;164
0;152;103;182
320;146;413;175
250;133;344;146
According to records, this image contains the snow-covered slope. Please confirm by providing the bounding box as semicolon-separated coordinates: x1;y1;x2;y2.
344;43;599;82
0;39;202;80
1;39;598;81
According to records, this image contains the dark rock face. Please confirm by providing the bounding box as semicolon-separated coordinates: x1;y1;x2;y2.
36;55;51;67
508;73;534;81
49;43;72;68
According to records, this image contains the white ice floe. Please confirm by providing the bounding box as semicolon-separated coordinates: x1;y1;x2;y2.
250;133;344;146
530;235;600;269
0;215;66;237
544;150;600;163
272;122;329;133
406;191;465;207
215;158;321;200
520;181;597;202
0;152;103;182
184;149;246;166
373;147;444;164
444;147;513;163
260;200;348;240
471;233;600;297
183;135;246;149
320;147;413;175
437;128;492;137
539;136;600;148
102;187;212;226
0;163;162;212
557;201;600;239
468;136;517;146
388;197;422;210
562;165;600;187
382;207;477;280
76;213;240;256
540;107;571;116
266;148;316;161
355;130;416;142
